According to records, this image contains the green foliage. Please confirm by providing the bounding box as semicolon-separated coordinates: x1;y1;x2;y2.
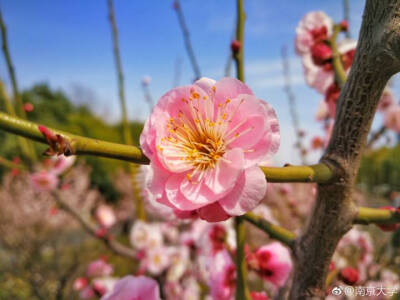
358;145;400;194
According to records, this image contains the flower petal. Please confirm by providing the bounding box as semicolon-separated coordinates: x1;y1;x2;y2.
218;166;267;216
197;202;231;222
204;148;244;195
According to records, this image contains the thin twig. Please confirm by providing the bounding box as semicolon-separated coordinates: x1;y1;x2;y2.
281;45;307;164
53;191;136;259
0;8;24;118
243;213;296;248
107;0;146;220
343;0;351;38
174;0;201;80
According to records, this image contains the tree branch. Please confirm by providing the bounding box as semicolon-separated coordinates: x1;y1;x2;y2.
260;163;333;183
355;206;400;225
52;192;136;259
243;213;296;248
0;111;337;184
0;111;150;164
290;1;400;298
174;0;201;80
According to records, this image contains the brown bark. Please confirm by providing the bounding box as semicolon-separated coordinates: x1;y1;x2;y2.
289;1;400;299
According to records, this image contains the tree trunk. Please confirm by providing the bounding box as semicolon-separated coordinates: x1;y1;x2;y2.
289;1;400;298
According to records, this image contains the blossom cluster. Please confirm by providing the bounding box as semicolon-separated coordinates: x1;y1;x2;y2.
295;11;400;151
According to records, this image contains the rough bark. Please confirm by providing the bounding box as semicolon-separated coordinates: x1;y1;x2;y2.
289;1;400;299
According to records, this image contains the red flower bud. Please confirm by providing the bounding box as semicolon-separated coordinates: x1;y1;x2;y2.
340;20;349;32
231;40;241;53
23;102;34;112
339;267;359;285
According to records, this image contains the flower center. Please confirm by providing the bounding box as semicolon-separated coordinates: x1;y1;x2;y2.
157;86;252;177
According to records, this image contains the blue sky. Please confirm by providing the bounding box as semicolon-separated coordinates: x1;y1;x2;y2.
0;0;387;164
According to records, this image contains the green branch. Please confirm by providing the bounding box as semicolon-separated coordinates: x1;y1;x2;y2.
0;109;337;185
330;24;347;87
234;216;251;300
0;111;149;164
261;163;333;183
233;0;245;82
243;213;296;248
355;207;400;225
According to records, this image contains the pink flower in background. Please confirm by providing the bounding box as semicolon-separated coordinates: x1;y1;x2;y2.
80;286;96;299
140;77;280;222
295;11;333;55
311;42;332;66
101;275;160;300
92;277;118;297
251;291;269;300
251;242;293;287
30;170;59;192
384;104;400;133
73;277;89;291
302;54;334;94
95;204;116;229
209;249;236;300
86;258;113;278
337;38;357;70
146;247;170;275
130;220;163;250
50;155;76;175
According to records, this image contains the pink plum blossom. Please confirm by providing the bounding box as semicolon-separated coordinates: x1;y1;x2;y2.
249;242;293;288
209;249;236;300
384;104;400;133
95;204;116;229
295;11;333;55
145;247;171;275
301;54;334;94
101;275;160;300
140;77;280;222
130;220;163;250
86;258;113;278
30;170;59;192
